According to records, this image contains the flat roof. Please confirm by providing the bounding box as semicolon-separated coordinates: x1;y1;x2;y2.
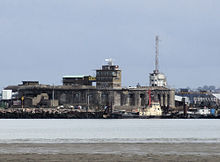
63;75;85;78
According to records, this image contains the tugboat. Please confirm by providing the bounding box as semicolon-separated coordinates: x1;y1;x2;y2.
139;101;162;118
139;90;162;118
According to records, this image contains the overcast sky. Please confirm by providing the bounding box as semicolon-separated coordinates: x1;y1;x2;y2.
0;0;220;90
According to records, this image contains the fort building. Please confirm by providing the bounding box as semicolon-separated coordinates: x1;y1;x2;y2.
4;59;175;111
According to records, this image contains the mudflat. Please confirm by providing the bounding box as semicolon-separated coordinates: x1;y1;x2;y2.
0;143;220;161
1;153;220;162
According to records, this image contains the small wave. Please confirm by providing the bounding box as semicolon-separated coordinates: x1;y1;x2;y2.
1;138;220;144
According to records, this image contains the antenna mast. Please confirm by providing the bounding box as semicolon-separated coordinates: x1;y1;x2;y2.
155;35;159;73
105;58;113;66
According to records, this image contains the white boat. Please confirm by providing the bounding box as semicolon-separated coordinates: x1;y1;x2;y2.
139;101;162;118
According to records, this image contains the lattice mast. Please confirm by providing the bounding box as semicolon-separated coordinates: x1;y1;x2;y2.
155;35;159;74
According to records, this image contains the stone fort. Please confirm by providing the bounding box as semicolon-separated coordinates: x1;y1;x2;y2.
7;59;175;111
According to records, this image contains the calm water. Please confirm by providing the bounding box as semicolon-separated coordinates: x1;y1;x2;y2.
0;119;220;143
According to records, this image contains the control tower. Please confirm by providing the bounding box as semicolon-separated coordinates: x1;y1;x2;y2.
96;59;121;89
149;36;167;87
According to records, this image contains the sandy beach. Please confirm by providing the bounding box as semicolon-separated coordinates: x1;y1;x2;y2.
0;143;220;161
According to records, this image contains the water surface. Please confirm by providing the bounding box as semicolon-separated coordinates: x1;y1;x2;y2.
0;119;219;143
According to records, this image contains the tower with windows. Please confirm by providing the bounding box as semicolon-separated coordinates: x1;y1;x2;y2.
96;59;121;89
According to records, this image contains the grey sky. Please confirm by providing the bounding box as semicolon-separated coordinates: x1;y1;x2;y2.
0;0;220;90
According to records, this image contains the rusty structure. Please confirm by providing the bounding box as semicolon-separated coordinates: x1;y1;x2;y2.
5;59;175;111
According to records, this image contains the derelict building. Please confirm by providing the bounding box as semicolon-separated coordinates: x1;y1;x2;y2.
5;59;175;111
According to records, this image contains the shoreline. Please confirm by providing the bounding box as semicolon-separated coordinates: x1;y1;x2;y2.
0;143;220;161
0;108;219;119
0;143;220;155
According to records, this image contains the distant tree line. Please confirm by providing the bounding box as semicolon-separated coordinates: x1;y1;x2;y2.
197;85;217;92
180;85;220;93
